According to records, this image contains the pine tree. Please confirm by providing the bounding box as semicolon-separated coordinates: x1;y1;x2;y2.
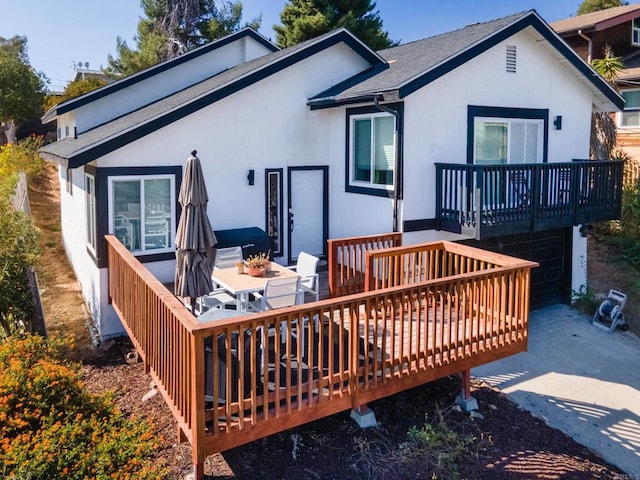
105;0;261;78
274;0;396;50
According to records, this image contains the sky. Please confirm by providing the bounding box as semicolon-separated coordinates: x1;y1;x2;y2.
0;0;626;92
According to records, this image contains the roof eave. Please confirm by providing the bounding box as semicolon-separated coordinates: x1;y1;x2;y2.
42;107;58;124
43;28;386;166
38;150;69;168
594;10;640;31
45;28;280;120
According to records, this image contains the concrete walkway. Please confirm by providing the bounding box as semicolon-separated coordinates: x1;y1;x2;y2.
472;304;640;477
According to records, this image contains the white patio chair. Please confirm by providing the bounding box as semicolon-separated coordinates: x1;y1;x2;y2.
248;276;301;312
247;276;306;370
288;252;320;303
194;289;236;316
215;246;243;269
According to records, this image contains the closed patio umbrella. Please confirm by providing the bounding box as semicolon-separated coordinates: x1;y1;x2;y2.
174;150;217;308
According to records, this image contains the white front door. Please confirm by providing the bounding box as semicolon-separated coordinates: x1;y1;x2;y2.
288;167;327;263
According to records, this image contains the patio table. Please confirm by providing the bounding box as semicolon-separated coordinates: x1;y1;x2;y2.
211;263;299;312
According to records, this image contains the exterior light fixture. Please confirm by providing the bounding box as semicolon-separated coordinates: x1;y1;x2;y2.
554;115;562;130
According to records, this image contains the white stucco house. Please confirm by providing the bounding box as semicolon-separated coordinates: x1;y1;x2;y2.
40;11;623;339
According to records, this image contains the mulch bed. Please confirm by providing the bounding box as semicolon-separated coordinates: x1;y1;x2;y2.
81;338;627;480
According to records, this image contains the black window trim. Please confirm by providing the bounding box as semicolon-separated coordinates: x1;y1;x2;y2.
467;105;549;164
345;102;403;198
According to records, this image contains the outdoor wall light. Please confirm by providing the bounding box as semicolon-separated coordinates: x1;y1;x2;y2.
554;115;563;130
247;169;255;186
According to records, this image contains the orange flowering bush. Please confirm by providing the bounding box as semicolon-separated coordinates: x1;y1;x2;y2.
0;335;165;479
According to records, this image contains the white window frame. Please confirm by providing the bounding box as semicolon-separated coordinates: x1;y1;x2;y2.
85;173;96;254
66;167;73;195
107;174;176;255
348;111;396;191
633;18;640;46
473;117;544;165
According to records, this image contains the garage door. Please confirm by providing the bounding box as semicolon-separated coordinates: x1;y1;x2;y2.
459;228;572;309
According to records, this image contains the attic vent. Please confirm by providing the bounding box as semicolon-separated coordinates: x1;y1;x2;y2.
506;45;517;73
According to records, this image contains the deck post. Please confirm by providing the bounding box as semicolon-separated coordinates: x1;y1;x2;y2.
350;404;378;428
455;369;478;412
190;332;206;480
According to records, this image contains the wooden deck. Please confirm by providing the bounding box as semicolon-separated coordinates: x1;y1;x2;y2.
106;233;536;479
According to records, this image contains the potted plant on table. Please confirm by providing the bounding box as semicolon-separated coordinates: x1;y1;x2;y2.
244;252;270;277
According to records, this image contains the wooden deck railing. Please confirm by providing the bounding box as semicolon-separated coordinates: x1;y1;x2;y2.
328;232;402;297
107;235;535;479
107;236;199;442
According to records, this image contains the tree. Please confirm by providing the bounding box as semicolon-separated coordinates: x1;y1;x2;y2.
590;46;623;159
577;0;628;15
105;0;261;78
0;36;46;144
274;0;396;50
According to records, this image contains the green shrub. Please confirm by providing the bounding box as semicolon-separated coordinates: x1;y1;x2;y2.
0;188;40;338
0;135;44;179
0;136;43;338
0;335;165;479
592;180;640;270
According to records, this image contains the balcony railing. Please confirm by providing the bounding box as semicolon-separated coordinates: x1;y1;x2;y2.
435;161;624;239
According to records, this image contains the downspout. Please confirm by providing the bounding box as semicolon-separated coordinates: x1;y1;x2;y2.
577;29;592;63
373;97;401;232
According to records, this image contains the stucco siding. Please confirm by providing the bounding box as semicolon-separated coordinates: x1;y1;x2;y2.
400;28;593;226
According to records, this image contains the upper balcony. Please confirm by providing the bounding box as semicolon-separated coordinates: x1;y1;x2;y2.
435;160;624;240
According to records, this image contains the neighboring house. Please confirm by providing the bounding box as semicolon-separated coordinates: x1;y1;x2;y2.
71;67;111;84
40;11;623;339
550;4;640;159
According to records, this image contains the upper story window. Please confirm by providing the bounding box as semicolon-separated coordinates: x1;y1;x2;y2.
633;18;640;46
474;118;544;164
347;111;396;196
468;106;548;165
620;90;640;127
107;175;176;255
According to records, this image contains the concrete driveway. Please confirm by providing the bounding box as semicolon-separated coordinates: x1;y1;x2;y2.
472;304;640;477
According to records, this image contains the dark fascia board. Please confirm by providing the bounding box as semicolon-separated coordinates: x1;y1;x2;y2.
65;30;385;168
309;93;384;110
398;11;624;111
594;9;640;31
41;28;278;124
307;62;390;109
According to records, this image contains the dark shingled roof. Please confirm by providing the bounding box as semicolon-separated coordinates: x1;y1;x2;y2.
308;9;623;111
309;11;529;107
40;10;623;167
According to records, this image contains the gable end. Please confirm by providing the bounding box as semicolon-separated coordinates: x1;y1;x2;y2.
398;12;624;111
43;29;279;123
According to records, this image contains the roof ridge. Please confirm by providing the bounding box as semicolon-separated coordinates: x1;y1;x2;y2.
377;10;533;54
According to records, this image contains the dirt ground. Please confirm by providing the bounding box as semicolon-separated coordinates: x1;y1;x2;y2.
30;163;632;479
